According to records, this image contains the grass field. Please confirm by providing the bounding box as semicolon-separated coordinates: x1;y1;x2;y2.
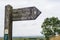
0;37;45;40
50;35;60;40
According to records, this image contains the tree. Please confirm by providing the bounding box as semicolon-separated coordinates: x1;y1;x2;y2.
41;17;60;40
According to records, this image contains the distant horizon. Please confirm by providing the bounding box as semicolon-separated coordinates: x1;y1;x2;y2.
0;35;44;38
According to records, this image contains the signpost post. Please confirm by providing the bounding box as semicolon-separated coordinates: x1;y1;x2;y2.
4;5;41;40
4;5;12;40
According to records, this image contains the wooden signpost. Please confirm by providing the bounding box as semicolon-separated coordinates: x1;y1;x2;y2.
4;5;41;40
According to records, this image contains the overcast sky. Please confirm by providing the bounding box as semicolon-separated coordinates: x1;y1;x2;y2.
0;0;60;37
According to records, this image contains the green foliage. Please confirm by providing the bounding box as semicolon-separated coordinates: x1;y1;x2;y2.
41;17;60;40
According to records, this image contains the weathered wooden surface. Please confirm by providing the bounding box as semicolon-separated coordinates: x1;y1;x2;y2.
12;7;41;21
4;5;41;40
4;5;12;40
